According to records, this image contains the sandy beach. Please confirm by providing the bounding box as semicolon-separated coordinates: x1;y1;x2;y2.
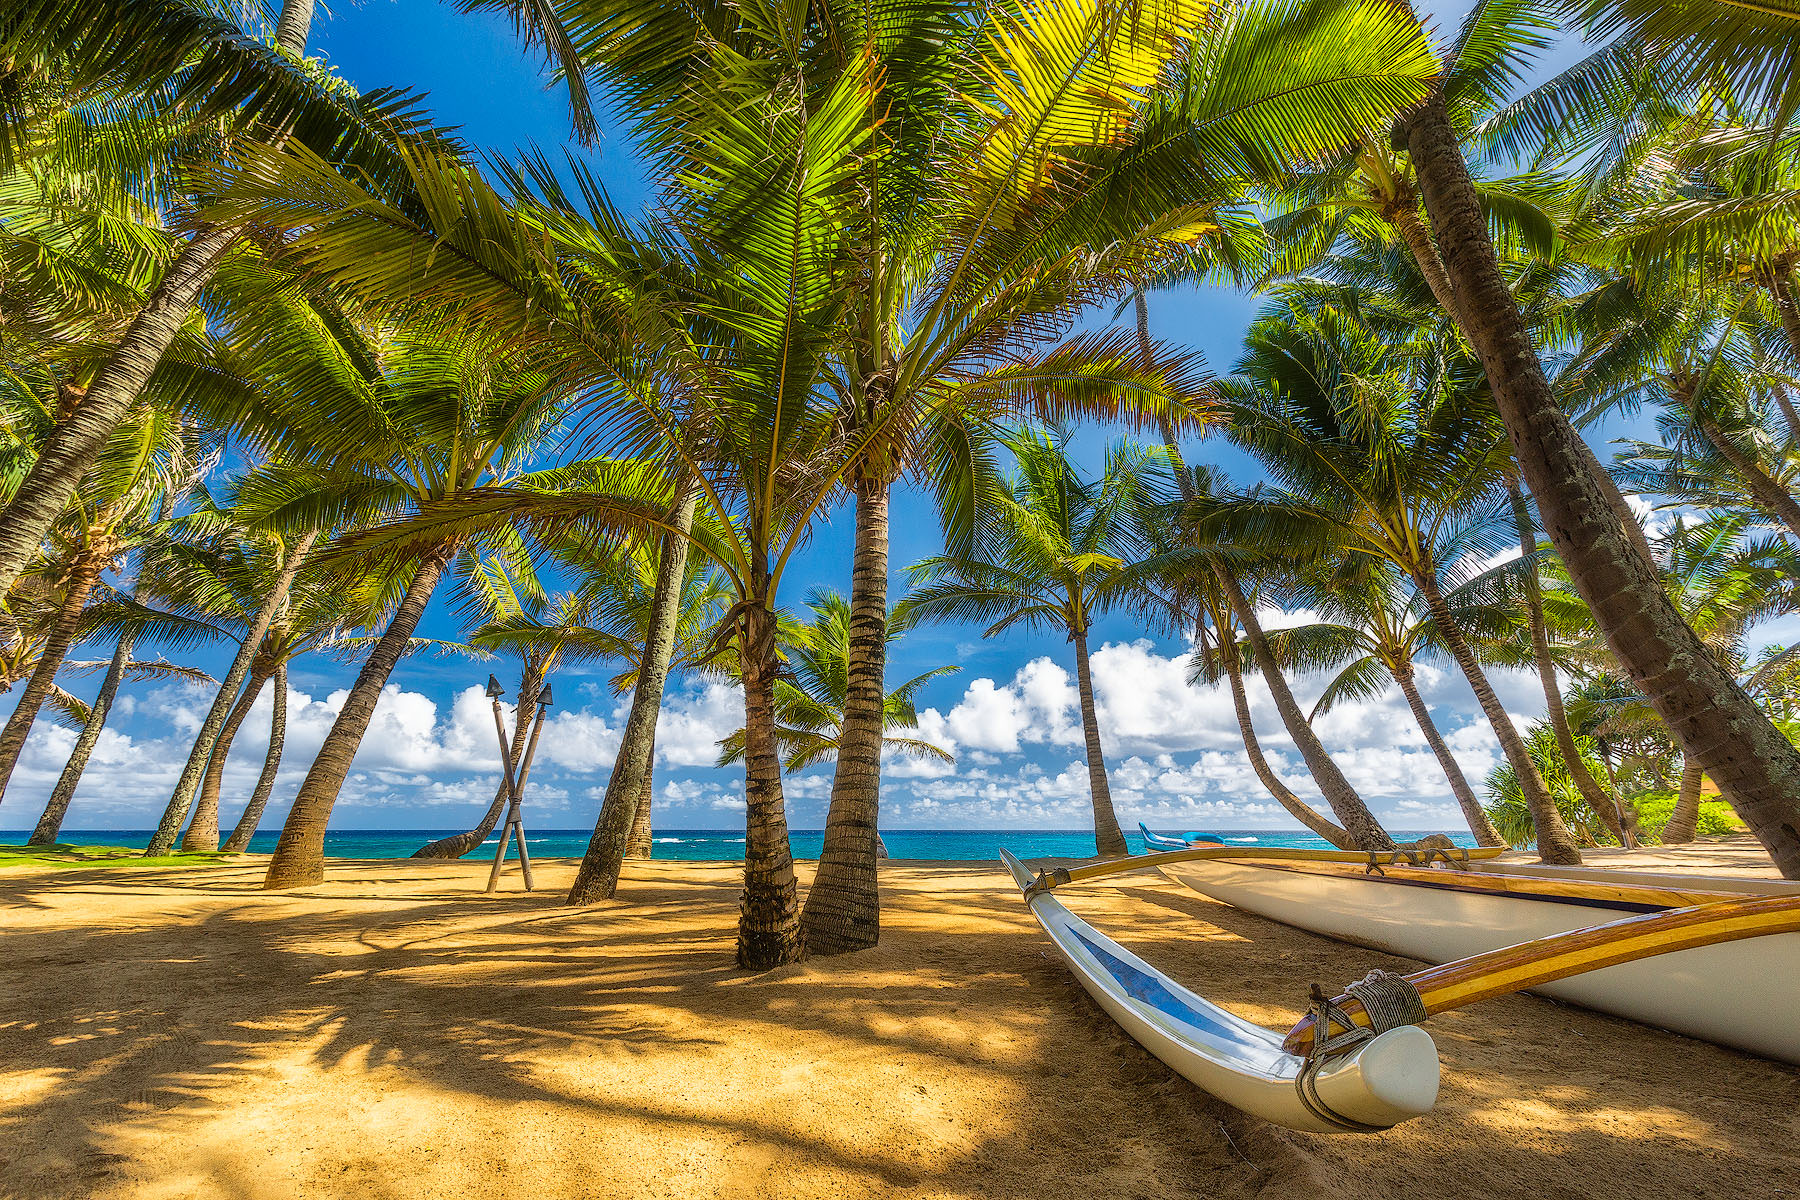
3;847;1796;1200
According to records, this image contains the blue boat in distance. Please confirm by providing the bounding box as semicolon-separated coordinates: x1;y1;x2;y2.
1138;822;1236;851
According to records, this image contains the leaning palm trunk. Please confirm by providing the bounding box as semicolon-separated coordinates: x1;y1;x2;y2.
1415;567;1582;864
1390;663;1506;848
1404;90;1800;877
1217;562;1396;850
28;624;133;844
412;669;540;859
1666;759;1705;845
568;488;697;904
626;732;657;858
1071;628;1130;858
801;476;892;953
1695;417;1800;543
147;530;315;856
1221;640;1352;847
736;593;802;969
264;543;452;888
180;664;274;851
1136;339;1384;853
0;548;106;798
0;1;315;610
221;661;286;853
1507;479;1634;849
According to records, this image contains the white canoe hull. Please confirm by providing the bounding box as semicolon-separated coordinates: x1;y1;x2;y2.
1162;857;1800;1065
1001;850;1440;1133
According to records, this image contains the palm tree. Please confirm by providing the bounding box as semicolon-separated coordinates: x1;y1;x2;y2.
1119;475;1356;846
1270;558;1508;847
0;0;594;607
1392;0;1800;876
903;432;1167;858
719;590;958;775
198;300;579;888
1222;288;1585;861
0;402;198;801
142;510;318;855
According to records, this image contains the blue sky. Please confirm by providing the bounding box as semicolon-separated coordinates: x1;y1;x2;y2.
4;1;1732;840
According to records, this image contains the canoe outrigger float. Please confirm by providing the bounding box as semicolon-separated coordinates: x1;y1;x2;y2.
1003;843;1800;1133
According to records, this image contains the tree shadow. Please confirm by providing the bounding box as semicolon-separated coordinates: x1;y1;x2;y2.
0;858;1794;1200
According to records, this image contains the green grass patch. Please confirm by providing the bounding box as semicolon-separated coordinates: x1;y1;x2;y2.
0;843;234;870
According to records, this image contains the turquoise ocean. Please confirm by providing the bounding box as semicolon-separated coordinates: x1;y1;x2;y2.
7;828;1476;860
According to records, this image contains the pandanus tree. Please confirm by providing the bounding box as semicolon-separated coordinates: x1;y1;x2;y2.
1221;287;1585;862
1375;0;1800;876
718;590;958;775
903;432;1170;858
1268;558;1509;847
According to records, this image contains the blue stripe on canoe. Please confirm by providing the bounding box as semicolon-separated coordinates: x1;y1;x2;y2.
1069;927;1244;1043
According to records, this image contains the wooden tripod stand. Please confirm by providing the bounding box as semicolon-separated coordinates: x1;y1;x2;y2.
484;674;553;894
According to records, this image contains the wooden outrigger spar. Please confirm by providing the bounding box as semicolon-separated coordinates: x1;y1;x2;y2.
1004;843;1800;1131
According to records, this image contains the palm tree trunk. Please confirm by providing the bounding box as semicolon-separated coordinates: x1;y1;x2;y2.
1220;639;1352;847
412;667;540;859
147;529;315;856
1696;417;1800;542
1390;204;1460;317
28;624;132;845
736;590;801;970
180;664;272;851
1071;628;1130;858
1771;382;1800;446
1414;566;1582;864
263;542;451;889
626;732;656;858
221;661;286;853
1139;308;1377;852
1507;478;1636;848
0;0;316;609
1402;91;1800;879
1666;759;1704;844
1217;562;1396;850
1391;663;1506;847
567;487;697;903
1765;266;1800;367
801;476;892;953
0;548;105;799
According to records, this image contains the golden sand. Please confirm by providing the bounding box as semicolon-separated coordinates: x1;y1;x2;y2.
1;847;1795;1199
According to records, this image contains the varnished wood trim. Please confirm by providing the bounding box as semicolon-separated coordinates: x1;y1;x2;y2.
1054;844;1507;889
1282;895;1800;1054
1226;857;1751;912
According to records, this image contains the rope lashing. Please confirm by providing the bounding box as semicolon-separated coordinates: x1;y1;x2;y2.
1294;970;1427;1132
1022;866;1072;899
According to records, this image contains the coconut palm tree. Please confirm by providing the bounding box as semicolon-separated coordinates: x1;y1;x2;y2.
1389;0;1800;876
0;0;595;607
0;401;200;802
190;292;582;888
718;590;957;775
1269;558;1509;846
902;432;1169;858
1221;286;1585;862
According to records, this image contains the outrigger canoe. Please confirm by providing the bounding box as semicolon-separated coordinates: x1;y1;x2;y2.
1138;822;1223;850
1156;845;1800;1065
1000;849;1441;1133
1005;844;1800;1132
